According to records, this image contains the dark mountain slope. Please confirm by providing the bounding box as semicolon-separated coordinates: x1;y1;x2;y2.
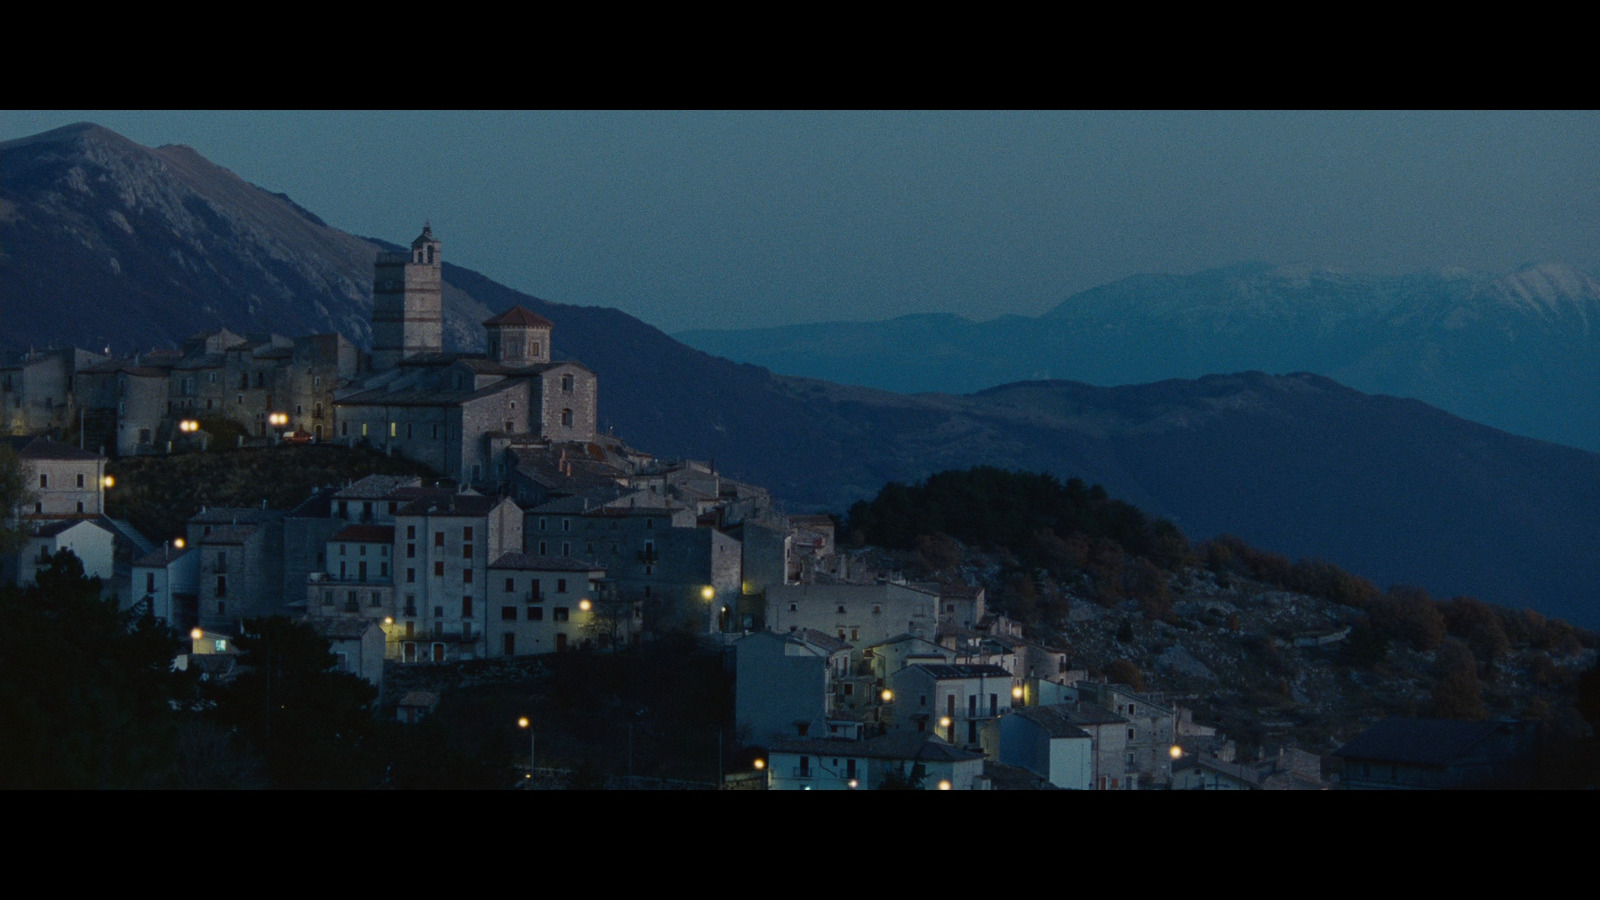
678;261;1600;452
3;124;1595;626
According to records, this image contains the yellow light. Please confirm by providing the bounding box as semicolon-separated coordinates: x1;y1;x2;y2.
101;475;114;489
190;628;203;640
173;537;186;549
938;780;952;791
579;598;592;612
701;586;715;601
383;617;394;625
518;717;530;729
1011;685;1023;700
880;689;893;703
1170;745;1184;760
939;716;952;729
847;779;858;789
753;759;765;770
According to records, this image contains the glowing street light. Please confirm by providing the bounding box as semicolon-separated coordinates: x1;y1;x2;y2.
880;689;893;703
701;586;715;602
938;779;952;791
579;598;592;612
101;474;115;489
518;716;535;782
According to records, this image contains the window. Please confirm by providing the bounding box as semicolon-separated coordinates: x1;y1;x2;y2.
434;562;444;577
407;568;416;583
463;568;473;584
562;373;574;392
407;544;416;558
502;606;517;620
557;578;567;593
527;606;543;621
462;597;473;618
76;474;85;488
561;542;570;557
463;527;473;542
505;578;516;592
146;573;155;592
504;633;515;656
407;525;417;539
1128;728;1136;740
76;501;84;513
216;575;227;597
462;544;473;559
39;474;47;488
561;408;573;427
554;607;569;621
434;532;444;547
561;519;570;532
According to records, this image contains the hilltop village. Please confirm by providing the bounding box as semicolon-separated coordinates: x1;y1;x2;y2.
7;226;1565;790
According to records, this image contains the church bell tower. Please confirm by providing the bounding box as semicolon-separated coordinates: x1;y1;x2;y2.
371;224;444;371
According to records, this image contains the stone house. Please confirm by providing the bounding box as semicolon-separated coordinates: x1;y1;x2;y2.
996;705;1096;790
1072;680;1178;788
391;492;523;662
5;518;116;592
1;348;106;436
131;542;199;627
889;663;1016;750
186;507;287;631
735;628;852;747
5;436;106;518
485;553;615;656
766;581;940;648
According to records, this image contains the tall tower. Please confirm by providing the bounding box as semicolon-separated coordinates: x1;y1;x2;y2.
371;224;443;371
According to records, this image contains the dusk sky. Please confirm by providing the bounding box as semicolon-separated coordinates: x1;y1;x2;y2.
4;110;1597;333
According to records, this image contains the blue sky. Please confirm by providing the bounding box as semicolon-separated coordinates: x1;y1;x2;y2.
4;110;1597;332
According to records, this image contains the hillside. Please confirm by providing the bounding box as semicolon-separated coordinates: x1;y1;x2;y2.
3;123;1597;628
677;261;1600;453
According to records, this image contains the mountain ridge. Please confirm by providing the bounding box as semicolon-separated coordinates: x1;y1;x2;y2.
3;123;1596;627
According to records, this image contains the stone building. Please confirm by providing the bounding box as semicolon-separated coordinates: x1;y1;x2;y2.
337;228;599;486
371;225;444;372
485;553;618;656
4;436;107;518
391;492;523;662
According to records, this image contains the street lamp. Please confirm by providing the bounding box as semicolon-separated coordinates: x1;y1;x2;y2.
101;475;114;489
701;586;715;602
268;411;289;443
518;716;534;783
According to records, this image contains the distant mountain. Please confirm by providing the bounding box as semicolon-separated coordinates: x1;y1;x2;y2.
3;125;1596;627
0;122;493;353
677;261;1600;453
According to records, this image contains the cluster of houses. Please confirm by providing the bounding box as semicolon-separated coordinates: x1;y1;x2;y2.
25;223;1504;790
733;583;1305;790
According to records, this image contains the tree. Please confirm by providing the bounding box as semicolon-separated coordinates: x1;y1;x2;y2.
208;616;379;788
0;443;31;556
0;549;186;788
1430;638;1486;720
1102;658;1145;692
